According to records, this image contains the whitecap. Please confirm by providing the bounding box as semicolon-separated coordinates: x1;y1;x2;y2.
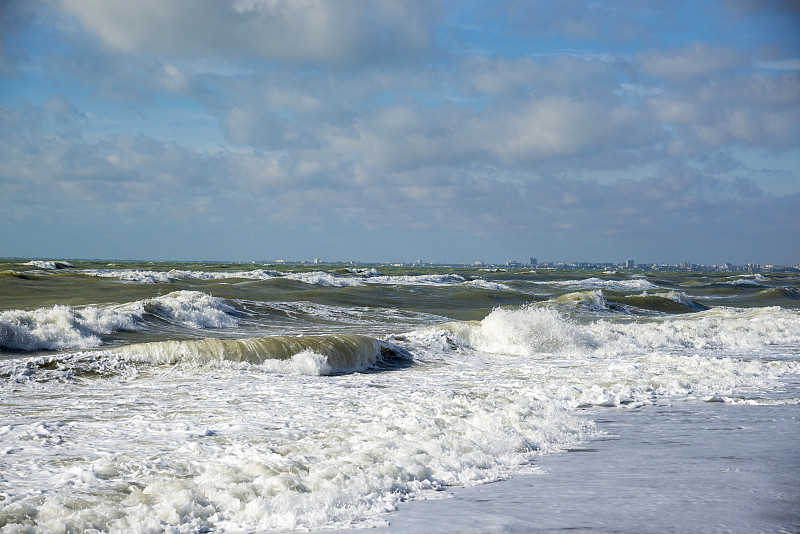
0;291;239;351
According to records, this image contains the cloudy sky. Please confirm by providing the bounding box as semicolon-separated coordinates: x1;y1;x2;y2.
1;1;798;265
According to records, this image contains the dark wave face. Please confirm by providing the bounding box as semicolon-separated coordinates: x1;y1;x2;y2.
1;260;799;532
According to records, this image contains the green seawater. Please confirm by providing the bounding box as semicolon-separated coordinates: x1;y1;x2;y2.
1;258;798;357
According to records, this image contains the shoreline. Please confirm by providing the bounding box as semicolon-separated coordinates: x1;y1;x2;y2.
315;399;800;534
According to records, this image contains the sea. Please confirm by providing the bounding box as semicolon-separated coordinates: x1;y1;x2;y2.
1;260;798;533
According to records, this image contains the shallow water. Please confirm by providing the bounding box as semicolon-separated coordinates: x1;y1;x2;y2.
1;260;798;532
361;397;800;533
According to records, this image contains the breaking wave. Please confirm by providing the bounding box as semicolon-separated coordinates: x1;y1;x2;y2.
433;304;800;358
0;291;238;351
21;260;75;270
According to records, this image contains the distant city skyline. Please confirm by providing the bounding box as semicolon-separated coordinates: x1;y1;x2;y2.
1;2;798;265
5;256;797;272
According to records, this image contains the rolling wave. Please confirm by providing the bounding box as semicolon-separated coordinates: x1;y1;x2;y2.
2;335;411;380
116;334;410;375
0;270;44;280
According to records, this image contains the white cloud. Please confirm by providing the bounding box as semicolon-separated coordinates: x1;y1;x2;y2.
56;0;438;65
638;42;745;82
157;63;190;93
645;71;800;151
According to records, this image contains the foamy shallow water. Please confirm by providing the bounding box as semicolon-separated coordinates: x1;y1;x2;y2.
359;395;800;534
1;262;799;532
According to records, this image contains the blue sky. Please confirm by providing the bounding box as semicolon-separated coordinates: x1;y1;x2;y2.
1;0;798;265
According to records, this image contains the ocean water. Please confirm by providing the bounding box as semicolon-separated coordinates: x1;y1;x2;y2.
1;260;798;533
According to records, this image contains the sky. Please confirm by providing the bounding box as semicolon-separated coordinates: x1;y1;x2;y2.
1;1;798;265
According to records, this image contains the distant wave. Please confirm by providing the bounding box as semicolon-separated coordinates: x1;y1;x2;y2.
537;277;659;291
617;290;709;313
463;279;513;291
716;274;769;288
540;289;707;315
21;260;75;270
86;269;174;283
171;268;281;281
0;270;44;280
758;287;800;300
550;290;627;314
67;268;515;291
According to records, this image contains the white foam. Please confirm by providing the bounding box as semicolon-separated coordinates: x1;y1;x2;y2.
287;350;334;375
0;353;593;532
588;306;800;353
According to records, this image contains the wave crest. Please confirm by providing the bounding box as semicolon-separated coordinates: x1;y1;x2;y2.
116;334;409;375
